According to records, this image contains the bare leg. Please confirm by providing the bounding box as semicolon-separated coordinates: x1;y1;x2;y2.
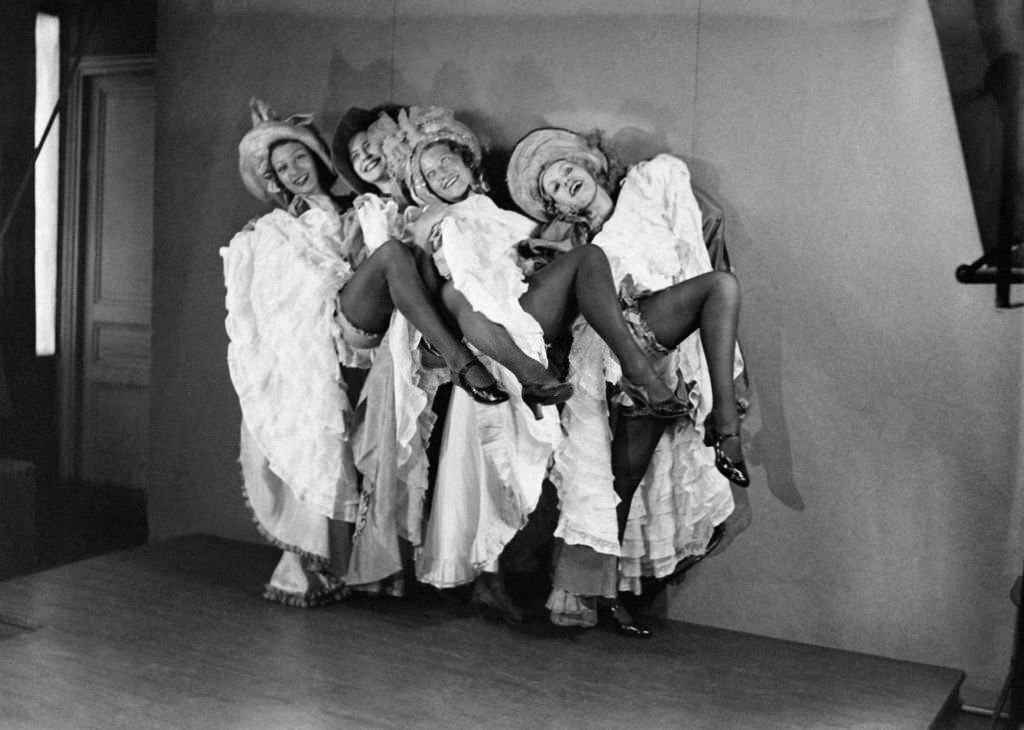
338;239;497;391
519;245;674;403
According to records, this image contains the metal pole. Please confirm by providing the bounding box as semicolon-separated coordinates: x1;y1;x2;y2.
0;3;96;292
995;53;1020;308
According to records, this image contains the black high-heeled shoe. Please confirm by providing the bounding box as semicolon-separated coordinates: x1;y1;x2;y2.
703;417;750;487
521;381;574;420
598;600;652;639
619;378;691;420
455;359;510;405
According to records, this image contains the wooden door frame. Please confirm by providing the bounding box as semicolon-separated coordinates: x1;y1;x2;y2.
57;54;155;481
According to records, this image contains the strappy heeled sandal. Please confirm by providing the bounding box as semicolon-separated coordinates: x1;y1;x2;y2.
703;417;750;487
454;359;510;405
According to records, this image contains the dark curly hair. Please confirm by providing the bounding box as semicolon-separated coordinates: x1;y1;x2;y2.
266;139;337;203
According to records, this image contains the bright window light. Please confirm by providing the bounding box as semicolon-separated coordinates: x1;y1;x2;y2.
35;12;59;356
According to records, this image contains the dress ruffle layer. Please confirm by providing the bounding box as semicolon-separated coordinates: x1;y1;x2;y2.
618;422;734;594
222;207;370;520
348;310;448;588
549;322;621;557
224;197;442;602
546;589;598;628
417;196;561;588
551;156;741;600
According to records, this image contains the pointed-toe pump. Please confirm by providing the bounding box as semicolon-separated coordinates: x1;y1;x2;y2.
454;359;510;405
521;380;574;420
703;417;750;487
599;601;652;639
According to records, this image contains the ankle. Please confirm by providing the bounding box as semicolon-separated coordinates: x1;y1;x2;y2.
619;356;655;383
712;408;740;435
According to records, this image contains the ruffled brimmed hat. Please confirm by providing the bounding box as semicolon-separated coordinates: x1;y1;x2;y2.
378;106;483;206
506;127;608;222
238;97;337;204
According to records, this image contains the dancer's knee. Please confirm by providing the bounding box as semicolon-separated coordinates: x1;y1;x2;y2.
579;242;610;266
711;270;740;306
369;238;412;268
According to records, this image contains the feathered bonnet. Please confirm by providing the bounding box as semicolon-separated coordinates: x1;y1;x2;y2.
376;106;483;206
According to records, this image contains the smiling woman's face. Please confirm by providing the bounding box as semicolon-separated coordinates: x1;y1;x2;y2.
269;141;323;197
539;158;598;215
420;141;473;203
348;131;388;186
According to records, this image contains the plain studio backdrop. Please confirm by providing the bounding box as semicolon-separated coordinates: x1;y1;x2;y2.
37;0;1002;705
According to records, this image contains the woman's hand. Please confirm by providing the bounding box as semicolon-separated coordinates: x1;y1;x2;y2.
354;194;399;252
410;203;449;249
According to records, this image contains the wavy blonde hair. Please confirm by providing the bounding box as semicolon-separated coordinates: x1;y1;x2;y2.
540;129;626;229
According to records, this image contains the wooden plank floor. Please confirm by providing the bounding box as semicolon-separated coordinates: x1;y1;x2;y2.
0;535;963;730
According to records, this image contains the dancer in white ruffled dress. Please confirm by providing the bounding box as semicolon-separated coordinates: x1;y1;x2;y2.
332;106;583;607
507;127;749;634
376;108;689;622
221;100;508;605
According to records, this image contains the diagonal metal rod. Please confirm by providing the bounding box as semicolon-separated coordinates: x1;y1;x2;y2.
0;100;61;263
0;4;97;292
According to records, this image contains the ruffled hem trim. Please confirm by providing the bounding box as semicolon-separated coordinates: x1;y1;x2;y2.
554;522;621;558
346;572;407;597
464;363;559;575
349;317;443;578
549;321;620;551
262;582;350;608
545;589;601;627
418;558;481;589
239;469;331;571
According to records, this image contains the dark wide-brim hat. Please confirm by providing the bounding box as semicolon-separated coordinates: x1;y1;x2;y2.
506;127;608;222
331;104;409;194
238;98;337;204
331;106;380;195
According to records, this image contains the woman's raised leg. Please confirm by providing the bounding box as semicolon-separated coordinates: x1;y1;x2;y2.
440;282;565;390
637;271;741;430
638;271;747;482
519;244;680;412
338;239;507;402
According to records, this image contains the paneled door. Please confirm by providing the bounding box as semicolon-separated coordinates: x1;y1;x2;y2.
59;56;154;489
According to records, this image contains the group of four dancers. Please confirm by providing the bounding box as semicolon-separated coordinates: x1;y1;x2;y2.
221;98;749;636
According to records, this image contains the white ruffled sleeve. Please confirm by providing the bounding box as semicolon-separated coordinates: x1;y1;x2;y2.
596;155;712;292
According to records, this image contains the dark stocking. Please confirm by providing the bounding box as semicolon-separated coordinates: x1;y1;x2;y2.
639;271;742;441
520;245;671;400
338;239;492;388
